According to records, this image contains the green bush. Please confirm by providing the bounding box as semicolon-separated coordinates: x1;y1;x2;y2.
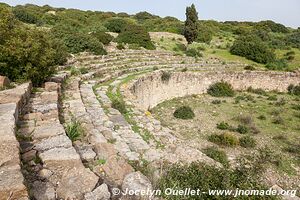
211;99;221;104
265;59;288;71
0;7;68;86
59;32;107;55
185;48;202;58
230;35;275;64
207;81;235;97
66;120;83;142
258;115;266;120
288;84;300;96
173;106;195;120
104;18;130;33
246;87;267;95
116;43;125;50
161;71;171;82
116;24;155;50
203;147;229;167
111;98;127;114
158;161;274;200
236;124;249;134
91;31;114;45
216;122;230;130
240;135;256;148
208;132;239;147
244;65;256;71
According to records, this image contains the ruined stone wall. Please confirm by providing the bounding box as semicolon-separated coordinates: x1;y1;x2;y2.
130;71;300;110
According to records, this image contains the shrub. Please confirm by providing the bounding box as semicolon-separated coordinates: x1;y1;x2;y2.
208;133;239;147
237;115;253;125
111;98;127;114
79;67;89;74
258;115;266;120
158;161;272;200
267;95;278;101
236;124;249;134
116;24;155;50
230;35;275;64
207;81;235;97
0;8;68;86
203;147;229;167
104;18;130;33
173;106;195;120
288;84;300;96
244;65;256;71
66;120;83;142
161;71;171;82
59;32;107;55
240;136;256;148
216;122;230;130
196;28;213;44
246;87;267;95
185;48;202;58
211;99;221;104
116;43;125;50
273;116;284;125
91;31;114;45
265;59;288;71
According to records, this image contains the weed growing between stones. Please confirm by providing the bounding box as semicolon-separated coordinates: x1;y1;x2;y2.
66;119;83;142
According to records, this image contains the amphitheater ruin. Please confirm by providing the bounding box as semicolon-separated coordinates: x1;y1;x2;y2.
0;48;300;200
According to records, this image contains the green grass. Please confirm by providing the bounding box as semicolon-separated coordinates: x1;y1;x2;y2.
65;120;83;142
275;48;300;71
152;91;300;176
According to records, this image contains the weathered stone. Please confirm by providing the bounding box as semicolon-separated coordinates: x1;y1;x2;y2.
0;76;10;88
0;142;20;167
88;131;107;144
101;155;134;186
44;82;59;92
38;169;53;179
84;183;111;200
56;167;99;200
33;123;64;139
23;112;42;120
40;92;58;104
34;135;72;152
76;145;96;162
0;166;29;200
32;181;56;200
21;150;37;163
39;147;81;164
122;172;153;200
94;143;117;160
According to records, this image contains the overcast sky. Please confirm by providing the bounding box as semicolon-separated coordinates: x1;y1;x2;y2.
2;0;300;28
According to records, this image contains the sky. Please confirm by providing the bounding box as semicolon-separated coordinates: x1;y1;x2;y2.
2;0;300;28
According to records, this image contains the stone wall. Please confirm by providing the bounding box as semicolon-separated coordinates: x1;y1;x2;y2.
0;82;32;200
129;71;300;110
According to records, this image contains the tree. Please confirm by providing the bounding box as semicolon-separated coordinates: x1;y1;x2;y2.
230;34;275;64
116;24;155;50
184;4;198;44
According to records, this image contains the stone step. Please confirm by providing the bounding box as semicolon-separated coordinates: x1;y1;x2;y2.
0;83;32;200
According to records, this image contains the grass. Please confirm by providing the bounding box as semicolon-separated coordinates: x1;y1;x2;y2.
152;91;300;177
275;48;300;71
66;119;83;142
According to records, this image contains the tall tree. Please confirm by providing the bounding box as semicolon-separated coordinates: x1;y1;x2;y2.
184;4;198;44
